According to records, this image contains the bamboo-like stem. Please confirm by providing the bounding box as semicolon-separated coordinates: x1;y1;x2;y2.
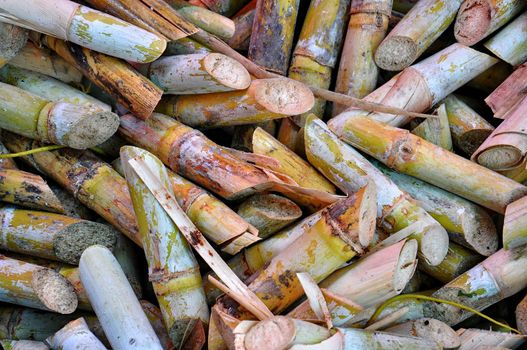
0;340;49;350
237;194;301;239
427;246;527;325
139;300;174;350
289;239;418;327
0;255;77;313
46;318;105;350
304;116;448;265
248;0;300;75
1;132;140;245
156;78;314;128
8;43;82;83
455;0;527;46
0;206;117;265
333;0;391;115
0;0;167;63
329;115;527;214
375;0;462;71
411;104;453;151
148;53;251;94
0;169;64;213
419;242;483;283
218;188;376;317
374;161;498;256
0;23;27;68
333;44;498;127
252;127;336;193
443;94;494;156
228;7;254;50
384;318;460;349
456;328;526;350
338;327;441;349
79;245;163;350
503;195;527;249
473;97;527;171
0;65;110;111
0;82;118;149
485;63;527;119
41;36;162;120
484;11;527;66
121;146;209;347
289;0;349;119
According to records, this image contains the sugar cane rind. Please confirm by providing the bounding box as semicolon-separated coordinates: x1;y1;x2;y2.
0;23;28;68
411;104;453;151
333;0;390;115
0;206;117;265
0;65;110;111
484;11;527;66
338;327;441;349
157;78;314;128
8;43;82;83
290;0;350;119
456;328;526;350
443;94;494;156
121;146;209;346
0;0;167;63
384;318;460;349
248;0;300;75
485;63;527;120
375;161;498;256
503;195;527;250
46;317;106;350
454;0;527;46
426;246;527;326
374;0;463;71
42;37;162;120
0;169;64;214
328;115;527;214
148;53;251;95
472;97;527;171
1;132;141;246
0;255;77;314
304;116;448;265
0;82;118;149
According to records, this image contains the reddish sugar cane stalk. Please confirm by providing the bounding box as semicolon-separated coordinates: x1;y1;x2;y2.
41;36;162;120
1;132;141;245
0;255;78;314
333;0;391;115
374;0;463;71
454;0;527;46
332;44;498;128
288;0;349;119
121;147;209;347
0;0;167;63
485;63;527;119
156;77;314;128
0;22;28;68
248;0;300;75
329;115;527;214
148;53;251;95
484;11;527;66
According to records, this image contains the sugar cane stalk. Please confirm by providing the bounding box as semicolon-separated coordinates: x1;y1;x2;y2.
411;104;453;151
503;195;527;249
121;146;209;347
0;340;49;350
454;0;527;46
337;327;441;349
456;328;526;350
45;318;105;350
79;245;163;350
139;300;175;350
228;6;254;50
484;11;527;66
485;63;527;120
0;22;27;68
383;318;460;349
329;115;527;213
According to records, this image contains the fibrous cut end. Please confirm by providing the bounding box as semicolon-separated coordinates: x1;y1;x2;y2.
374;36;418;71
419;224;449;266
54;221;118;265
32;268;78;314
459;129;493;156
204;53;252;90
393;239;418;293
250;78;315;116
0;23;28;62
476;146;523;170
244;316;295;350
454;0;491;46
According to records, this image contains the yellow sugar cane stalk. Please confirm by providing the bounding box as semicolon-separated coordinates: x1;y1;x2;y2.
217;188;376;318
0;206;117;265
0;169;64;214
0;254;77;314
0;82;118;150
156;78;314;128
288;0;350;120
333;0;391;115
0;22;28;68
304;116;448;265
1;132;140;245
329;115;527;214
121;146;209;347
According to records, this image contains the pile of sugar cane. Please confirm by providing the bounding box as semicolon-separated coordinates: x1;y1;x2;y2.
0;0;526;349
